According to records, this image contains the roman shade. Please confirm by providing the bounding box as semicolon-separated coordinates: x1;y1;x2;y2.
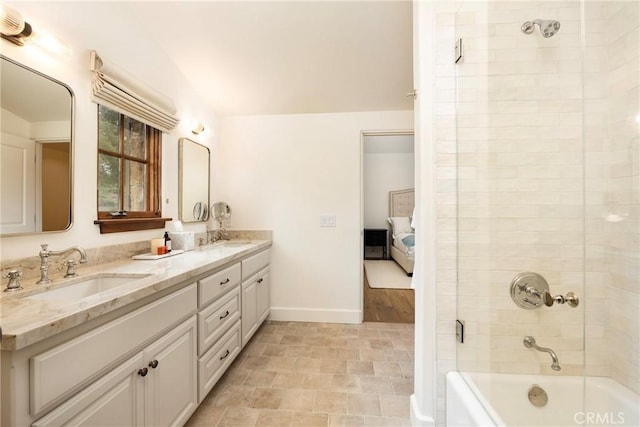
89;50;179;132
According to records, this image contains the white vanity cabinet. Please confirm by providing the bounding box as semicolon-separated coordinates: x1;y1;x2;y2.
1;242;272;427
241;249;271;347
33;316;197;427
3;283;198;427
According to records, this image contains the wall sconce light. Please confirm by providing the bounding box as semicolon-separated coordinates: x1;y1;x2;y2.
191;120;206;135
1;5;71;56
0;5;32;45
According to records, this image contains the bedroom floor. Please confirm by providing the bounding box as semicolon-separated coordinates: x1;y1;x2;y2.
363;266;415;323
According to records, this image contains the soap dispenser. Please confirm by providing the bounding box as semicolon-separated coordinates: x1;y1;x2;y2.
164;231;172;252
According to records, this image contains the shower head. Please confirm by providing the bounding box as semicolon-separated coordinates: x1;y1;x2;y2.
521;19;561;38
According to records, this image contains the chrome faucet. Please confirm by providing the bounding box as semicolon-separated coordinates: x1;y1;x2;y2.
524;336;561;371
37;244;88;284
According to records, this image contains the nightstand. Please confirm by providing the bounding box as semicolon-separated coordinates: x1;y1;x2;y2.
364;228;388;260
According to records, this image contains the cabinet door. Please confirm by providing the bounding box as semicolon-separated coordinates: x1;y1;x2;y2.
32;354;144;427
256;270;270;325
144;316;197;427
241;279;258;347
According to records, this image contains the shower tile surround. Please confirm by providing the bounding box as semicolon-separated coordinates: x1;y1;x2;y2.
432;0;639;421
0;230;272;283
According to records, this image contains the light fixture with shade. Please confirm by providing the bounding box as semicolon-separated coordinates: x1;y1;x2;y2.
1;5;71;57
191;120;206;135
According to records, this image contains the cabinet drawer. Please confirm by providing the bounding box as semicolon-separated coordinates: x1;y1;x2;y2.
198;286;241;356
30;284;197;416
198;320;241;403
241;248;270;280
199;263;241;308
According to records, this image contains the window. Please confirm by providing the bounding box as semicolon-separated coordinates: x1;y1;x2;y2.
95;105;168;233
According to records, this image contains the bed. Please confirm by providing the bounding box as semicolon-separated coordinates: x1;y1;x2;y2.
388;188;415;276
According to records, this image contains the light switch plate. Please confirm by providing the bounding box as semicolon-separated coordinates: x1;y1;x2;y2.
320;214;336;227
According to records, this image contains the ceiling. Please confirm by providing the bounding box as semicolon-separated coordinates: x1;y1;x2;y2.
126;1;414;117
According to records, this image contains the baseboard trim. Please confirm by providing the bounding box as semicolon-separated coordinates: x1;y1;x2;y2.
410;394;436;426
269;307;362;324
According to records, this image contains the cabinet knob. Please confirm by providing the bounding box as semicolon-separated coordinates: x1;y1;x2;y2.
219;310;230;320
219;349;230;361
149;360;159;369
138;368;148;377
257;278;263;283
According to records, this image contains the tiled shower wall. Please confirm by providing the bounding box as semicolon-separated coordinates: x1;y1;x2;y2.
432;0;639;421
455;0;587;376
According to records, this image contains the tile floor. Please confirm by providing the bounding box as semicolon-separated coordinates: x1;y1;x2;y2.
186;321;414;426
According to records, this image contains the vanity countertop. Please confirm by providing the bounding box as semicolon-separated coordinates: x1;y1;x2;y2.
0;240;271;351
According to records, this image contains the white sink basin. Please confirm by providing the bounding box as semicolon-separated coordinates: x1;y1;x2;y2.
27;273;152;301
214;240;252;248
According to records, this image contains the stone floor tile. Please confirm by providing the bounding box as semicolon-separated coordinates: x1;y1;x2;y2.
217;406;261;427
373;361;403;377
364;416;405;426
243;370;276;387
379;394;410;419
292;411;330;427
347;393;381;416
328;414;366;427
279;388;317;411
272;372;307;388
314;390;349;414
256;409;294;426
359;349;388;362
212;385;256;408
359;376;396;394
262;343;289;357
250;387;284;409
184;405;226;426
391;378;414;396
347;360;375;376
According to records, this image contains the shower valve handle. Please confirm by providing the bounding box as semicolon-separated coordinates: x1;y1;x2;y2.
543;291;579;308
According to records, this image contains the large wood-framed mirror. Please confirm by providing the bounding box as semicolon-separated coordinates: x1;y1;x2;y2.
179;138;210;223
0;56;74;236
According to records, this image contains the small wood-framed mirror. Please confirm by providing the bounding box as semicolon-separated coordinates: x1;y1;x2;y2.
178;138;210;222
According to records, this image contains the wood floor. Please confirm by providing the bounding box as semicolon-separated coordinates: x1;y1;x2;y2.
363;266;415;323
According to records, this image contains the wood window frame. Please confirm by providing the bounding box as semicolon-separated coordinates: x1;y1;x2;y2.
94;107;170;233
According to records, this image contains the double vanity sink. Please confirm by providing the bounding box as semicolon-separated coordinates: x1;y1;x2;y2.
1;239;268;351
1;238;272;426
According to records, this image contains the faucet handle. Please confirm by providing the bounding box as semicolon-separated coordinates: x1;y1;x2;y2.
3;269;23;292
63;259;78;278
543;291;579;308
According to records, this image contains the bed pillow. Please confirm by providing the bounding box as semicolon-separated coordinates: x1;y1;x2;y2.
387;216;413;236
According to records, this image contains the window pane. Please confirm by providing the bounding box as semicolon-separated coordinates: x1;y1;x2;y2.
124;116;147;159
124;160;146;211
98;153;120;211
98;106;120;152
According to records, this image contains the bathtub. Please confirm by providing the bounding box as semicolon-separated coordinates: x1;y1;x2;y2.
446;371;639;426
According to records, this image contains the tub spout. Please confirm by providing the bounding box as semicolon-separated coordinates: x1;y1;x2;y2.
523;336;561;371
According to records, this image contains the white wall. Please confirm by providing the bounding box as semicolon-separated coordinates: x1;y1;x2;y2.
218;111;413;323
363;135;414;229
0;2;216;260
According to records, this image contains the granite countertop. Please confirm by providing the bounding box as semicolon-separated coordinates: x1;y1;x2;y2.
0;240;271;351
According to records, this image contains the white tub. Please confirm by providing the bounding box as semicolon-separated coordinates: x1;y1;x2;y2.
447;371;640;426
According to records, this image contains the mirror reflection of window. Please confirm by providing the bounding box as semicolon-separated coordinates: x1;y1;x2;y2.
0;56;73;236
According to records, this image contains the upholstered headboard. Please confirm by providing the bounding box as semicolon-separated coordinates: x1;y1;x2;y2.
389;188;415;218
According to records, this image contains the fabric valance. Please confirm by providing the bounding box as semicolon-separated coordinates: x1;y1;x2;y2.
89;50;179;132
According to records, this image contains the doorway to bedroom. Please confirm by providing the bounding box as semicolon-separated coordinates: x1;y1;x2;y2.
362;131;415;323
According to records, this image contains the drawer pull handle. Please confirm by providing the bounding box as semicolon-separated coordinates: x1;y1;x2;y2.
219;349;230;360
257;278;263;283
219;310;230;320
220;278;230;286
149;360;159;369
138;368;148;377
